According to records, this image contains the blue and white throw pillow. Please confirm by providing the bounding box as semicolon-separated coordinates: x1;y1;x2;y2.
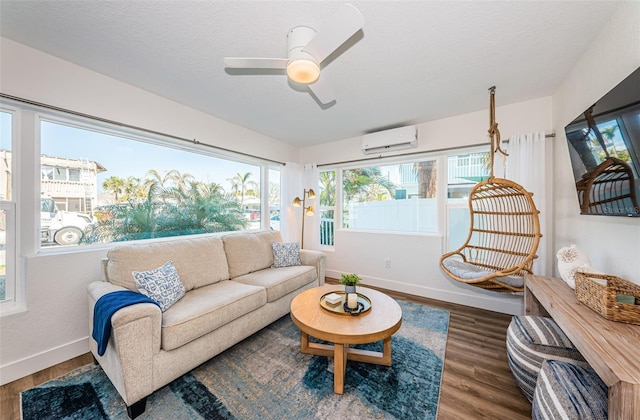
132;261;185;312
272;241;301;268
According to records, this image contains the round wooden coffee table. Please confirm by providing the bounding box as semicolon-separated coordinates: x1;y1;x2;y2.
290;284;402;394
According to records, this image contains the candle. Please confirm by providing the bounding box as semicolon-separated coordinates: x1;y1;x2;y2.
347;293;358;309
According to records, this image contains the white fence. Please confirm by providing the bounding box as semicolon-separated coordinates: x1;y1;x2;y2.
347;198;437;232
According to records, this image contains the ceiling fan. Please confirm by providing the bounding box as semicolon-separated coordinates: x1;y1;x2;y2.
223;3;364;105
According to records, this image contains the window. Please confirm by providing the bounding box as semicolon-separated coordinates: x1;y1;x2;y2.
40;119;264;247
269;168;281;231
319;170;336;245
69;168;81;182
342;159;438;233
320;150;493;244
0;110;15;304
446;150;489;251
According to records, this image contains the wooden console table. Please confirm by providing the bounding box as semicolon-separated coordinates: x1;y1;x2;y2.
525;274;640;419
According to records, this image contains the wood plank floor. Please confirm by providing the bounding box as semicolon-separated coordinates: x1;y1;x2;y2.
0;282;531;419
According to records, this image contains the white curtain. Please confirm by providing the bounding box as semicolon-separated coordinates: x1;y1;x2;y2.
506;132;552;276
302;164;320;250
281;162;303;244
280;163;320;249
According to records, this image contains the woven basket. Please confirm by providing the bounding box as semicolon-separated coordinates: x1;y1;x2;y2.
574;272;640;325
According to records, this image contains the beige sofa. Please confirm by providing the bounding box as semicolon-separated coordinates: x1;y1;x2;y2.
87;230;325;418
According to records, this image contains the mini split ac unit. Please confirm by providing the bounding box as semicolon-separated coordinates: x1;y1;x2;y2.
361;125;418;154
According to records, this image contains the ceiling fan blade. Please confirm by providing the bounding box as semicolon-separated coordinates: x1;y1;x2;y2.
307;77;335;105
224;57;288;69
302;3;364;64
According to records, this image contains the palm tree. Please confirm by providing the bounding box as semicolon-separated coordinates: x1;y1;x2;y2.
227;172;258;208
102;176;127;203
143;169;195;198
122;177;145;202
342;167;395;202
599;124;621;159
414;160;437;198
163;180;246;233
319;171;336;206
84;170;246;243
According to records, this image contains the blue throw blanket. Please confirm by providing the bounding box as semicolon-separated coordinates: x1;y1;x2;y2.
92;291;159;356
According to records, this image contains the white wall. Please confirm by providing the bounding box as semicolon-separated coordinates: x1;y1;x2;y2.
0;38;298;385
0;38;297;164
552;2;640;284
300;96;553;316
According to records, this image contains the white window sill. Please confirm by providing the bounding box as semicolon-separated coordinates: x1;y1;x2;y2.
0;300;28;318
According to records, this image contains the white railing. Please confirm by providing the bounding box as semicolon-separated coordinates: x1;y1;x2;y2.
447;159;489;179
41;181;95;197
320;218;334;246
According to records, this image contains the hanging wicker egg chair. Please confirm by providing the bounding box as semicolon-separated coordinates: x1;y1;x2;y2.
439;87;542;293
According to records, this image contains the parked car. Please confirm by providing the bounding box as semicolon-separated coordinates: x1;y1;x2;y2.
243;210;260;220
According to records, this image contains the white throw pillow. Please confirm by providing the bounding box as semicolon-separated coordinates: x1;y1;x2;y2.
556;245;591;289
132;261;185;311
271;241;301;268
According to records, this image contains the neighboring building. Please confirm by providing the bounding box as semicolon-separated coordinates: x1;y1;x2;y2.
0;150;106;214
447;153;490;198
0;150;11;201
379;154;489;199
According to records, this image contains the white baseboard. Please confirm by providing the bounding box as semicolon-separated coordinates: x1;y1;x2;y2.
326;269;523;316
0;337;90;386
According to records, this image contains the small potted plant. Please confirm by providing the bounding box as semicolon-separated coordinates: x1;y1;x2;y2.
340;273;361;294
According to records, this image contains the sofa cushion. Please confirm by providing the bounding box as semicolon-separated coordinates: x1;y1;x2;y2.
133;261;185;312
232;265;316;303
272;242;301;268
223;230;282;278
106;235;230;292
161;280;266;351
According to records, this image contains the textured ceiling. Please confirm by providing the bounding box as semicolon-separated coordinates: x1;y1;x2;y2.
0;1;623;147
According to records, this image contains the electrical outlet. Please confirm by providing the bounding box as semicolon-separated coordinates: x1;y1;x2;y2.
384;258;391;268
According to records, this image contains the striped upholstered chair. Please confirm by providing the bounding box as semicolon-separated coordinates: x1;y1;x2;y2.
532;360;608;419
506;315;590;401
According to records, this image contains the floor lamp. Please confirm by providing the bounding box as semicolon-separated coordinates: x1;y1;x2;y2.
292;188;315;249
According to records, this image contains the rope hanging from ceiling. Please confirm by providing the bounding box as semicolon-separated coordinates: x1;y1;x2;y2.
439;87;542;293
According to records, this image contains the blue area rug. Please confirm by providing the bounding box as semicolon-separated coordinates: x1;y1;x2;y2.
21;300;449;419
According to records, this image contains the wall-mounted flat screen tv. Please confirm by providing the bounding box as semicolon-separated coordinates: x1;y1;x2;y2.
564;67;640;217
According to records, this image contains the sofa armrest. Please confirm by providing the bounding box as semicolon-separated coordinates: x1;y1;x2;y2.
299;249;326;286
87;281;162;405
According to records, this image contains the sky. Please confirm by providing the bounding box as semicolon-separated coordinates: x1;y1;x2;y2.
39;120;262;194
0;112;10;151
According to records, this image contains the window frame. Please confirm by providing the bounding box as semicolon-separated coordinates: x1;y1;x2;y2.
318;169;336;247
0;105;23;315
444;145;491;251
319;146;491;248
340;156;440;234
36;111;276;251
320;152;446;240
0;98;281;316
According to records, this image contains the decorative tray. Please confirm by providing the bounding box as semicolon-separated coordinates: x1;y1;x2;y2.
319;291;371;315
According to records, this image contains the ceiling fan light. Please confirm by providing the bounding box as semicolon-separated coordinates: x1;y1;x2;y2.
287;59;320;84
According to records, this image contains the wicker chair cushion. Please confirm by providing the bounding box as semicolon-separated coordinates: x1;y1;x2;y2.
532;360;608;420
441;257;524;288
506;315;588;402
